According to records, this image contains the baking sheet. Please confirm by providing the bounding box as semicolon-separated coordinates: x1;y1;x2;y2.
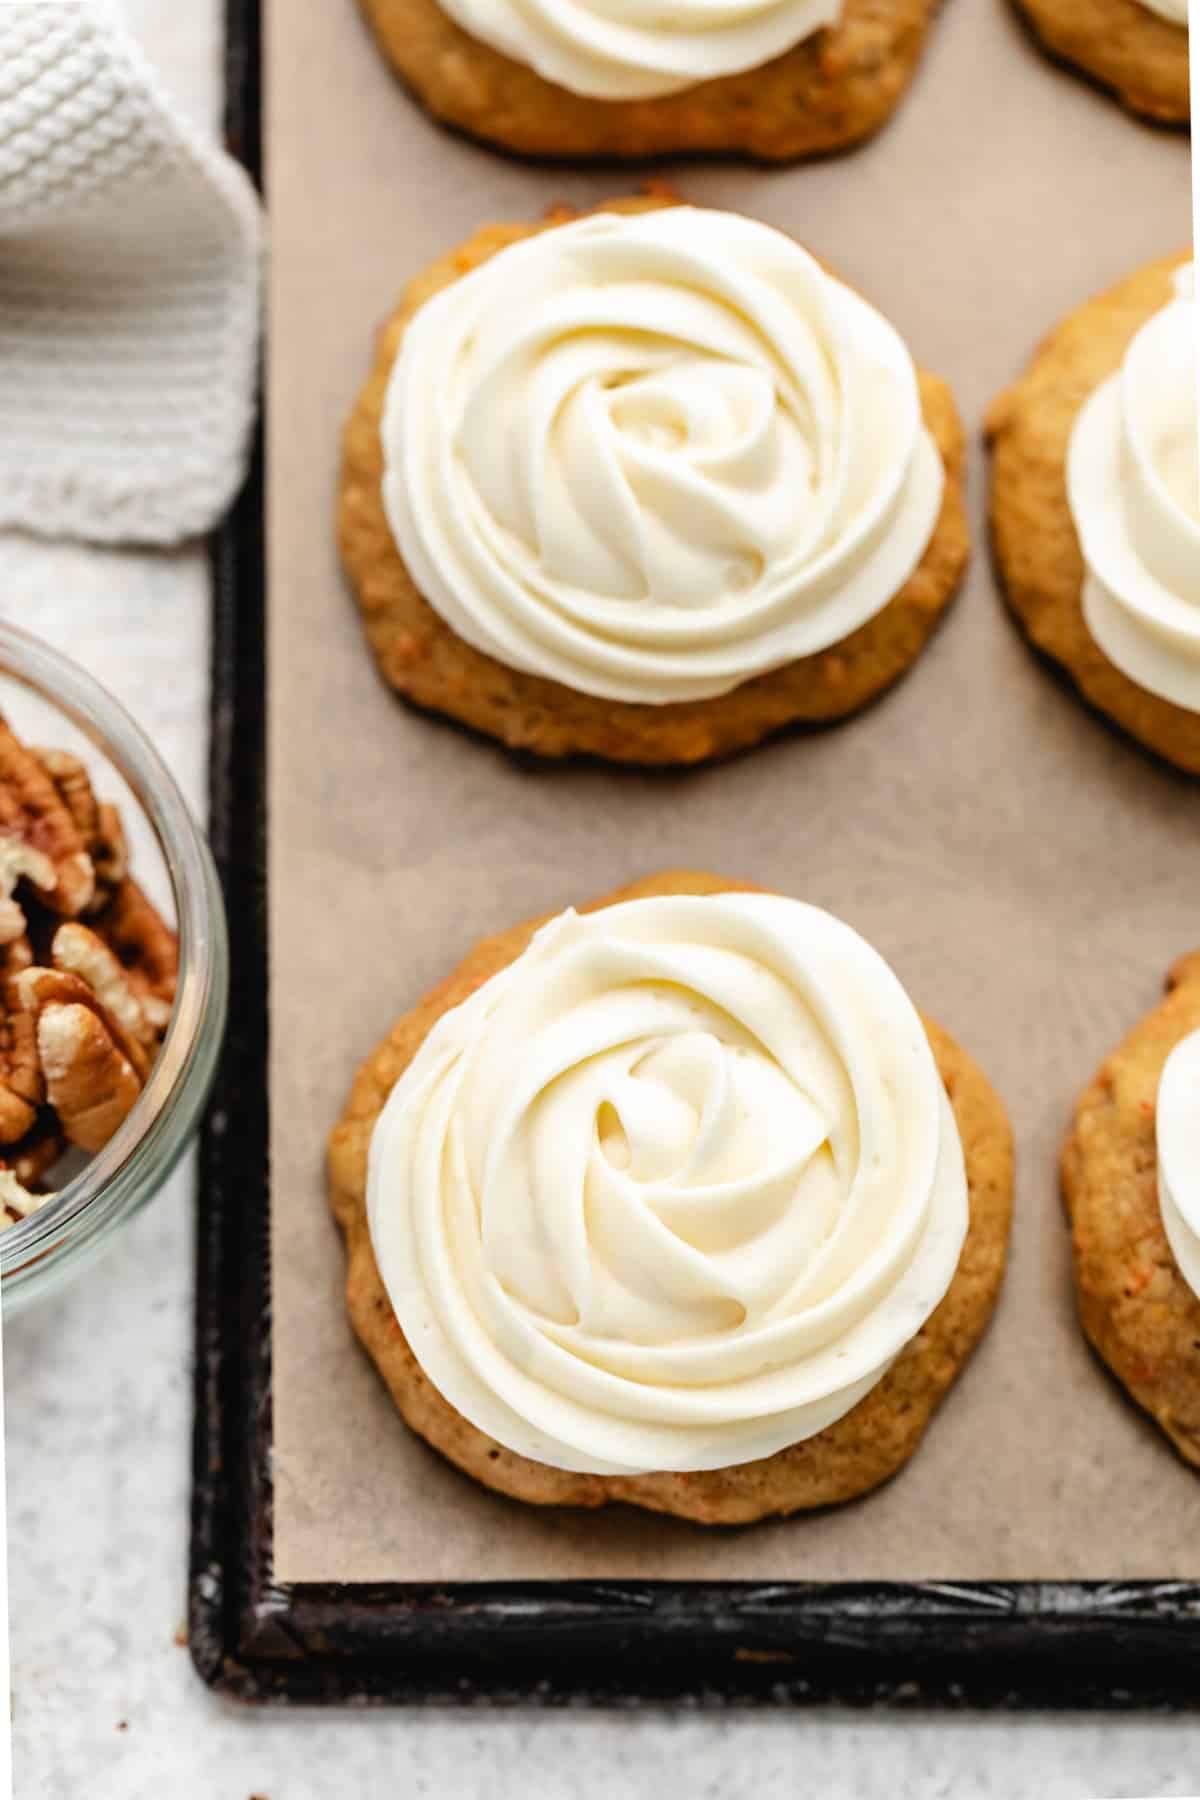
266;0;1196;1582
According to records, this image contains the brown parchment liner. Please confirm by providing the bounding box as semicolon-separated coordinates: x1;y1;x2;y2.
267;0;1196;1580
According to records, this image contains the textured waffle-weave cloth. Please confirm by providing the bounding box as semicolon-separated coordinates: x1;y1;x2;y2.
0;1;261;545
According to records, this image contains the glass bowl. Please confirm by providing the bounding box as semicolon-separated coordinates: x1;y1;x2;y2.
0;620;227;1312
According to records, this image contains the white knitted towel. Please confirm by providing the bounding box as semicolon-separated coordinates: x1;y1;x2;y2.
0;0;262;546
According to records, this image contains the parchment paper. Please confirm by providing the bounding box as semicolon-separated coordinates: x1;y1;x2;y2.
266;0;1197;1581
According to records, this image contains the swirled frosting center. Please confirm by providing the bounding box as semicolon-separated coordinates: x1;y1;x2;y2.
367;891;969;1475
382;206;944;707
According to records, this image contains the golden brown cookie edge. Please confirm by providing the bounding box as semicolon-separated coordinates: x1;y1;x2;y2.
986;252;1198;774
1009;0;1189;124
356;0;943;161
1061;952;1200;1468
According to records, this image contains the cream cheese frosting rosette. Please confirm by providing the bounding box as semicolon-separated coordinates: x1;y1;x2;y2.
366;891;969;1476
1068;265;1200;711
433;0;840;99
1157;1027;1200;1303
380;206;945;710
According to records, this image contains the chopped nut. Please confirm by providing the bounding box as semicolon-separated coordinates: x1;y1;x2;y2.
33;749;100;848
0;945;48;1144
0;1167;52;1227
93;803;129;896
2;1117;63;1189
11;965;150;1082
0;1116;65;1227
1;935;34;977
91;878;177;1033
33;751;128;907
0;1108;60;1216
0;715;95;938
0;999;42;1146
52;922;159;1052
0;839;55;946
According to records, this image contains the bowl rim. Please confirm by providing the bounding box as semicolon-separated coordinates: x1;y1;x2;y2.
0;619;228;1294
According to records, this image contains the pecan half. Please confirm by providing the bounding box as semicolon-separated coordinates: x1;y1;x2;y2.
0;716;95;940
10;966;148;1153
37;1004;141;1155
90;878;178;1035
33;750;128;908
52;921;161;1053
1;935;34;977
0;974;44;1146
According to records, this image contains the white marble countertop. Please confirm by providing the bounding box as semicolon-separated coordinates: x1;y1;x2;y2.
3;5;1199;1796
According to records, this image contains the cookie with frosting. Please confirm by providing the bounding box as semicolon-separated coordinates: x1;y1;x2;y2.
1010;0;1188;124
1062;953;1200;1467
328;870;1013;1522
355;0;945;160
339;197;969;764
987;254;1200;772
